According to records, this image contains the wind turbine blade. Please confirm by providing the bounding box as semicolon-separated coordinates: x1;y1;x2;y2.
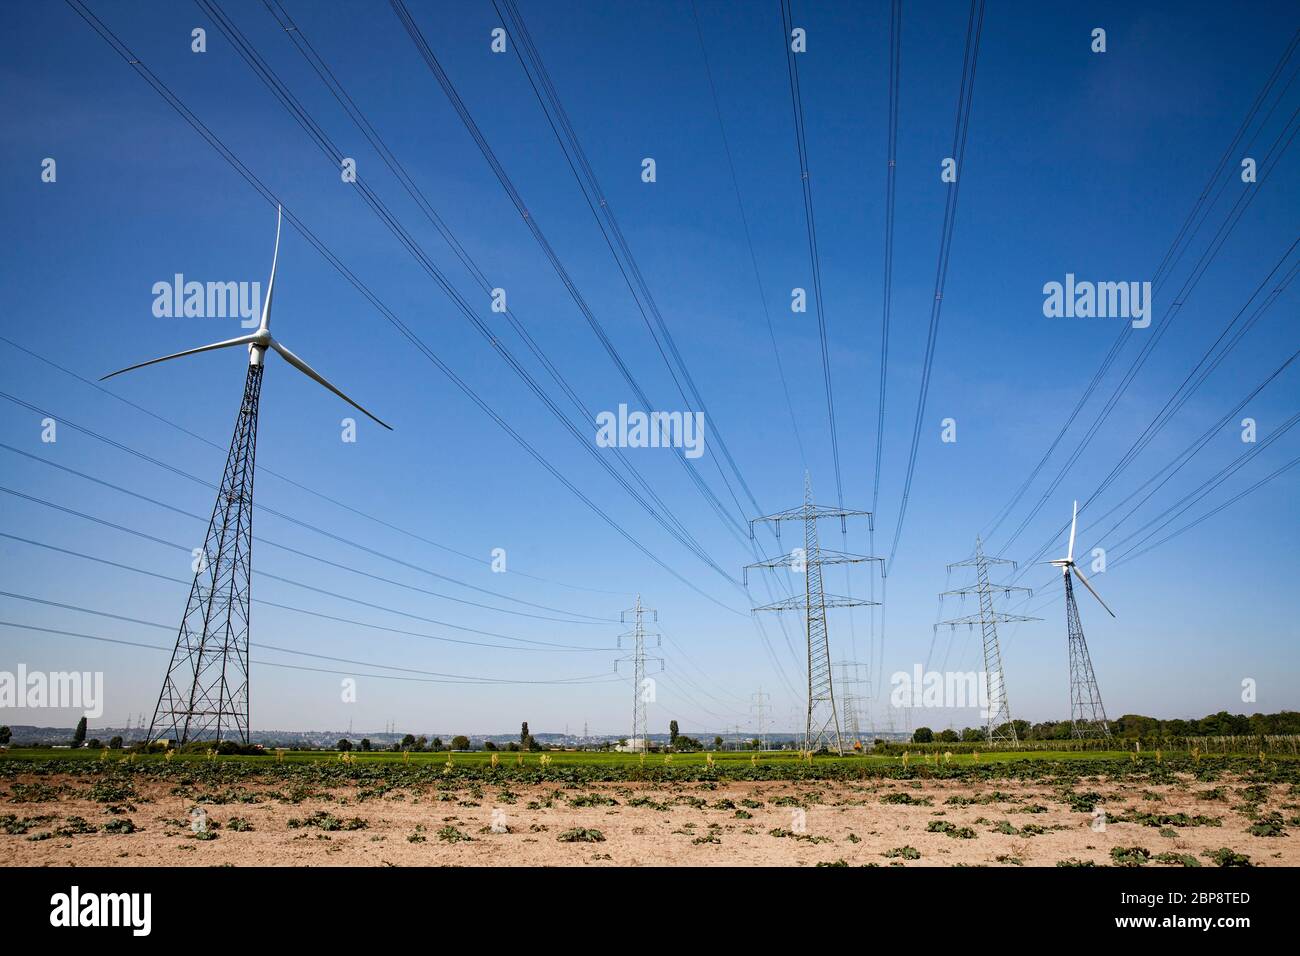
1067;499;1078;564
258;204;282;333
1071;565;1115;618
100;334;262;380
269;339;392;430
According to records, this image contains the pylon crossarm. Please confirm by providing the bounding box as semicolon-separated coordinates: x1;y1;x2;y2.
940;583;1033;597
937;611;1040;628
946;554;1018;571
753;594;879;613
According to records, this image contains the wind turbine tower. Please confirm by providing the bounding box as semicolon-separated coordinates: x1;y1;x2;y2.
103;207;390;745
1049;502;1114;738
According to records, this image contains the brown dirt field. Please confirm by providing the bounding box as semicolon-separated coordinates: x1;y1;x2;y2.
2;773;1296;867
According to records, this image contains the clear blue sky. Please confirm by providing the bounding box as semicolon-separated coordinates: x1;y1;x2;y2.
1;0;1296;738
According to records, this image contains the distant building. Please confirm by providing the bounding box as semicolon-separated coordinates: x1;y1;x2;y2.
615;738;649;753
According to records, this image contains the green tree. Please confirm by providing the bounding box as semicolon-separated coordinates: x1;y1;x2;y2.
73;716;87;746
484;740;498;751
87;738;102;749
400;733;416;749
108;736;123;750
359;738;371;751
415;735;428;752
669;720;679;746
937;729;960;743
432;737;443;750
713;735;724;750
521;721;530;748
337;738;353;752
451;735;470;751
912;727;934;744
0;726;11;745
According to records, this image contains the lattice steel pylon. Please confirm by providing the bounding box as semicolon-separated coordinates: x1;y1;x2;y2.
836;660;872;750
750;688;771;750
103;207;390;746
936;538;1039;744
746;475;879;755
615;595;660;751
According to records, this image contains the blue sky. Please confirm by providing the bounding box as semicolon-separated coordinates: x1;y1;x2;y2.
1;0;1296;738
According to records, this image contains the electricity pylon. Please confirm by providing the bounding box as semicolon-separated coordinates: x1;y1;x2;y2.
750;689;771;750
936;538;1038;744
836;661;872;749
745;475;878;755
614;595;660;751
105;208;388;745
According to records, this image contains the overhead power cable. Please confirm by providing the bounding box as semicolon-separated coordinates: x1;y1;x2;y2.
0;441;615;628
778;0;845;512
62;0;745;614
0;392;612;623
687;0;807;466
887;0;986;571
0;619;620;686
386;0;751;545
0;496;612;653
979;29;1300;544
0;331;624;598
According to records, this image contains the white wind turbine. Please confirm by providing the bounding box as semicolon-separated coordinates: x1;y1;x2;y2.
1049;500;1114;618
1049;500;1113;737
103;205;389;747
103;206;391;430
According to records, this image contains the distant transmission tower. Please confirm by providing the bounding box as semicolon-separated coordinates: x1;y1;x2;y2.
614;595;661;750
936;538;1039;744
746;475;878;755
750;689;771;750
835;661;872;749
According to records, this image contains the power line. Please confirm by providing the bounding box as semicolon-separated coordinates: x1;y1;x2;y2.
0;392;613;624
385;0;751;546
0;332;625;599
0;440;615;628
688;0;807;466
872;0;903;708
1003;232;1300;580
0;498;612;653
992;97;1300;556
63;0;744;613
0;618;620;687
497;0;764;526
244;1;728;570
979;30;1300;545
887;0;986;571
779;0;845;512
